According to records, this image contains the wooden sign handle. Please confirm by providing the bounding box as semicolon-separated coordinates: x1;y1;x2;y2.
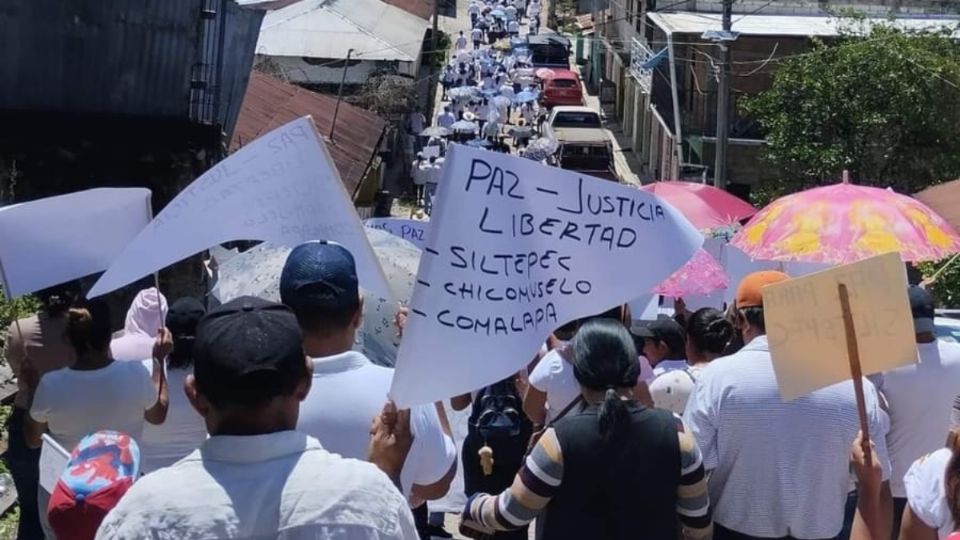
839;283;872;466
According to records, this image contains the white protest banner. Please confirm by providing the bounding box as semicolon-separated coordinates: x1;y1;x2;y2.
629;294;660;321
763;252;915;401
0;188;151;298
89;117;392;299
364;218;429;250
390;145;702;406
39;434;69;493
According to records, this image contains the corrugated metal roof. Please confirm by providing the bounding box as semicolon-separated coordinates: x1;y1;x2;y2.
256;0;428;62
648;11;960;37
231;72;387;195
381;0;433;20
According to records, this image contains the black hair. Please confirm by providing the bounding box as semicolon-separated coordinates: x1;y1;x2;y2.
35;281;80;318
65;299;112;355
288;294;362;335
570;319;640;442
199;368;306;411
739;306;766;333
686;308;734;355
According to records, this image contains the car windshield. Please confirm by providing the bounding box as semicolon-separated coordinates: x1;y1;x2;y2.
552;112;601;128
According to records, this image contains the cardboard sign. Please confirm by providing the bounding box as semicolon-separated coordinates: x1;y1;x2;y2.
0;188;151;298
89;117;392;300
763;252;916;401
390;145;702;406
364;218;429;250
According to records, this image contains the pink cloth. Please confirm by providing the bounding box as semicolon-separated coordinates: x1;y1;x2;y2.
110;288;168;361
653;248;727;298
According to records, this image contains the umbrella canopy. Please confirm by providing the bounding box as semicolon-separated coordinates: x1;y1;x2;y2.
466;138;493;147
448;86;478;101
451;120;479;132
535;68;556;79
732;177;960;264
640;181;757;230
490;8;506;17
421;126;450;138
492;95;512;109
479;88;500;97
513;90;539;104
652;248;727;298
210;229;421;367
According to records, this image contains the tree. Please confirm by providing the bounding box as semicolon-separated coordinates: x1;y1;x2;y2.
744;25;960;201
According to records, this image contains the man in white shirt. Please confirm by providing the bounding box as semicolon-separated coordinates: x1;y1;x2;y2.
96;296;418;540
436;105;456;129
878;285;960;533
507;18;520;37
683;271;893;540
468;0;481;27
279;242;457;503
456;30;468;51
471;27;483;49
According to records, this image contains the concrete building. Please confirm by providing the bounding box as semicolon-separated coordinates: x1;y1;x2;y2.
585;0;960;195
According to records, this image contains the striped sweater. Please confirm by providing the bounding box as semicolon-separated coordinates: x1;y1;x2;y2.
463;416;712;539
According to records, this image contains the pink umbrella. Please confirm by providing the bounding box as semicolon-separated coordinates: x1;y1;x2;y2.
653;248;728;298
641;181;757;230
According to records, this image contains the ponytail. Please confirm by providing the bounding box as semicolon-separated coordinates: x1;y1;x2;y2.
65;300;112;355
570;319;639;443
598;387;628;441
946;428;960;527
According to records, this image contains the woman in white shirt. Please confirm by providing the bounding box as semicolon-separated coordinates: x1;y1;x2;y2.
25;299;169;453
139;298;209;473
900;427;960;539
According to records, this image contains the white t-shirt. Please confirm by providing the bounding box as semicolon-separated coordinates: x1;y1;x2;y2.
297;351;456;497
904;448;953;539
877;340;960;497
529;348;654;423
31;361;156;452
437;112;456;129
96;431;418;540
507;20;519;32
471;28;482;42
456;36;468;50
138;360;208;474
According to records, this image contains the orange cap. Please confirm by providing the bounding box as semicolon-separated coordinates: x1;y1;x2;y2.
735;270;790;309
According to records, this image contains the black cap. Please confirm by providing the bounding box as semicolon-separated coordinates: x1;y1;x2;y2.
165;298;206;339
630;316;687;357
194;297;305;404
279;242;359;314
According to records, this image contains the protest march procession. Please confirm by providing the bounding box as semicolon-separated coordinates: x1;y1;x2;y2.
9;1;960;540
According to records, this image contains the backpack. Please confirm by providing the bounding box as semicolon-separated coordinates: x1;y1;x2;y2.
470;379;523;441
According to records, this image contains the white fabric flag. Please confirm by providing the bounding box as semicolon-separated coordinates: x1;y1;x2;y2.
364;218;429;250
391;145;702;407
89;116;392;299
0;188;151;298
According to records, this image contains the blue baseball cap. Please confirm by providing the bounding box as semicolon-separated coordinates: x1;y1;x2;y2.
280;241;359;312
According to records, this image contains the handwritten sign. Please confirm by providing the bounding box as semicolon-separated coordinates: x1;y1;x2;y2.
39;434;70;493
89;117;392;300
763;252;916;401
0;188;151;298
390;145;702;406
364;218;429;250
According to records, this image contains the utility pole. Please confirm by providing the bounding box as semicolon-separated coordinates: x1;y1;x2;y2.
330;48;354;141
431;0;439;56
712;0;733;189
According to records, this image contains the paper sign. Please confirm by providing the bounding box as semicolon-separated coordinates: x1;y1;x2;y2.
0;188;151;298
89;117;392;300
629;294;660;321
390;145;702;406
722;244;830;304
39;434;70;493
763;252;916;401
364;218;429;250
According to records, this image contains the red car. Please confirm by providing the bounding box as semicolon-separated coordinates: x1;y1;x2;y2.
539;69;583;108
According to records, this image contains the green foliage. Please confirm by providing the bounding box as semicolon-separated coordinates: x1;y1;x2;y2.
919;258;960;307
744;24;960;199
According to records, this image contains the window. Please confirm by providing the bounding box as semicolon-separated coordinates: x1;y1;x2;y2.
551;79;578;88
552;112;602;128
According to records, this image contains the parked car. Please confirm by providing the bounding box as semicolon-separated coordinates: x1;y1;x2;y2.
542;106;618;182
539;68;584;108
527;34;571;68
